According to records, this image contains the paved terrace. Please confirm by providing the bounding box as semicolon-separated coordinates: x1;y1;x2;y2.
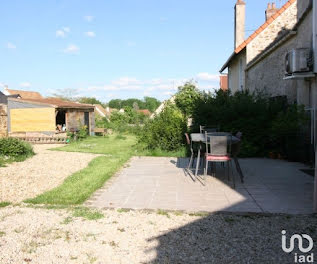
88;157;314;214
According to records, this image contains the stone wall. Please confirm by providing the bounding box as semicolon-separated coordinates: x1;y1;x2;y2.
246;9;314;105
246;1;298;64
0;104;8;137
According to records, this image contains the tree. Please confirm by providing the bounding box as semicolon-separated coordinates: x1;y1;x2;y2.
78;97;103;105
52;88;79;101
144;97;161;112
174;82;202;117
108;99;122;109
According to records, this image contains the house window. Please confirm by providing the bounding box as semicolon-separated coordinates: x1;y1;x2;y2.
239;58;244;91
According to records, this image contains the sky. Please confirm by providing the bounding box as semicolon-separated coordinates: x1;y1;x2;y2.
0;0;288;102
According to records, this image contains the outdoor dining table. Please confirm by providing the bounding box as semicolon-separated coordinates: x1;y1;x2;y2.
190;133;241;177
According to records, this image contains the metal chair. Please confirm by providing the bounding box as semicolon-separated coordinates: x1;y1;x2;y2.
200;125;219;134
232;131;244;183
204;132;235;188
185;133;194;169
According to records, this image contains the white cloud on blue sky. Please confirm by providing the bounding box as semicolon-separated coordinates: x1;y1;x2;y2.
63;44;80;54
56;27;70;38
84;31;96;38
84;15;94;22
7;42;16;49
20;82;31;88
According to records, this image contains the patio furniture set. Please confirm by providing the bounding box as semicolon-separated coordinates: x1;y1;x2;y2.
185;126;244;188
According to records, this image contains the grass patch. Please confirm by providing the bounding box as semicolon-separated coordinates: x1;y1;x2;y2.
117;208;131;213
61;216;73;225
188;212;209;217
26;133;185;205
72;207;104;220
157;209;170;218
25;155;129;205
0;154;33;167
0;202;11;208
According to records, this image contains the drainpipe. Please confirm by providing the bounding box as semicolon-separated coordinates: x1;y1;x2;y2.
313;0;317;212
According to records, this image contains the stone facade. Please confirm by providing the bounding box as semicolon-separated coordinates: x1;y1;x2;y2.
224;0;299;95
246;2;315;106
246;1;298;64
0;104;8;137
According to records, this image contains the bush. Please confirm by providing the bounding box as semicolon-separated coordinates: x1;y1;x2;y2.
67;125;88;141
0;138;34;158
138;104;187;151
192;89;308;160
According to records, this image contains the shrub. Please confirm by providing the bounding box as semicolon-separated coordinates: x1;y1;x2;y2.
138;104;187;151
67;125;88;141
192;90;308;160
0;138;34;158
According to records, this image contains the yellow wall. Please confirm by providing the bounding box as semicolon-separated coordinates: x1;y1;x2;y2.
10;108;55;132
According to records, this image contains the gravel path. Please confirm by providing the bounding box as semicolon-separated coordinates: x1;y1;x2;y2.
0;206;316;264
0;145;99;203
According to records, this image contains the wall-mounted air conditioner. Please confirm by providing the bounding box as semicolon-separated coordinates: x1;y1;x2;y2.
285;48;313;75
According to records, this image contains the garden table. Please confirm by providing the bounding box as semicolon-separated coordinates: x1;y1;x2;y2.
190;133;241;177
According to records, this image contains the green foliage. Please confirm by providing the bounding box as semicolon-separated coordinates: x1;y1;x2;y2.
108;97;160;112
78;97;104;106
144;97;161;112
67;126;89;141
175;82;202;117
100;108;149;133
0;202;11;208
192;90;308;160
72;207;104;220
139;104;187;151
0;138;34;158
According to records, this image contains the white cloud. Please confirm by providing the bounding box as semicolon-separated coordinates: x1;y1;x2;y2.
63;27;70;33
127;41;136;47
63;44;80;54
56;30;66;38
84;15;94;22
56;27;70;38
111;77;142;86
7;42;16;49
20;82;31;88
84;31;96;38
196;72;219;82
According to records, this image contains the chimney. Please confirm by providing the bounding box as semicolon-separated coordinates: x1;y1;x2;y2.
234;0;246;49
265;2;279;21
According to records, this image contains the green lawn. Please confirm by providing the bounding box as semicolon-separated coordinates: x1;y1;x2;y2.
25;134;186;205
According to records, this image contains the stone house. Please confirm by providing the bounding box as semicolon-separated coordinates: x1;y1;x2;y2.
220;0;298;97
245;0;316;108
1;89;95;137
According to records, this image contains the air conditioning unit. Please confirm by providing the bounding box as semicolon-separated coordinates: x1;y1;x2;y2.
285;48;313;74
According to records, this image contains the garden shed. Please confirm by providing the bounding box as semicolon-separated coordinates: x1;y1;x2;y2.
7;97;95;136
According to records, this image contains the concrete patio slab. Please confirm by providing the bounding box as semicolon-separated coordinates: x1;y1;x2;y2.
87;156;314;214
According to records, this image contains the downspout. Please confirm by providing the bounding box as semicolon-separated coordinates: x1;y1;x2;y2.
313;0;317;212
